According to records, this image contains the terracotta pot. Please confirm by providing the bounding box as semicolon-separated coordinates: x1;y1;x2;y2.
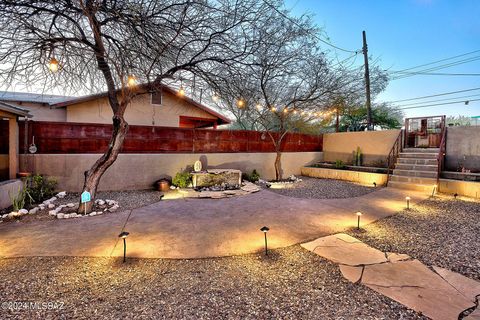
155;179;170;192
16;172;32;178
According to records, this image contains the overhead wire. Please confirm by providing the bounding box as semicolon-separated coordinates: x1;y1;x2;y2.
387;87;480;103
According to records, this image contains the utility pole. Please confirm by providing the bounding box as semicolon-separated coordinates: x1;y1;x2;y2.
362;30;373;130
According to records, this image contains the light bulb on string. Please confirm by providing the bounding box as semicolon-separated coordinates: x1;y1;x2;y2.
212;93;219;102
178;85;185;96
256;103;262;111
127;75;137;87
48;57;59;72
237;98;245;108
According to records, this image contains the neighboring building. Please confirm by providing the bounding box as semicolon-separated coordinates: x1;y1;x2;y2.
0;85;230;129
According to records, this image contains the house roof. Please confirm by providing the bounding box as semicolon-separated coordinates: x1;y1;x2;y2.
0;91;74;105
0;101;30;117
0;85;231;125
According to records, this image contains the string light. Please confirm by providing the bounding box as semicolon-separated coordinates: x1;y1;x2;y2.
283;108;288;113
178;85;185;96
256;103;262;111
293;110;297;114
127;75;137;87
237;98;245;108
212;93;219;102
271;106;277;112
48;57;59;72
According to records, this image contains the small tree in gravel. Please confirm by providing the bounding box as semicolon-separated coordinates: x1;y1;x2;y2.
208;11;341;180
0;0;275;213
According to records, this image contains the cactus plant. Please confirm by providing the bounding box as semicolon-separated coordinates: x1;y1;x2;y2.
352;146;363;166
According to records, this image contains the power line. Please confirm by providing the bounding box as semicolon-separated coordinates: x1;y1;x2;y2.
397;98;480;110
387;87;480;103
390;56;480;80
261;0;360;54
393;93;480;107
392;71;480;77
391;49;480;73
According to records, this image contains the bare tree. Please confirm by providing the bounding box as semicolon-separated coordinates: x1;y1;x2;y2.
0;0;274;212
208;9;340;180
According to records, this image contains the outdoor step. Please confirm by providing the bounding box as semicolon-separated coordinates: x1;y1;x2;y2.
402;148;439;153
397;158;438;166
387;181;436;192
389;175;437;185
394;163;438;171
393;169;438;178
398;152;438;159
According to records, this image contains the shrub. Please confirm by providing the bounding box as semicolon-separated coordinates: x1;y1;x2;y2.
25;174;57;205
242;169;260;183
334;159;345;169
172;170;193;188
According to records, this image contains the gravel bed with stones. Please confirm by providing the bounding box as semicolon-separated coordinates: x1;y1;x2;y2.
263;176;378;199
0;246;423;320
346;196;480;281
0;190;163;225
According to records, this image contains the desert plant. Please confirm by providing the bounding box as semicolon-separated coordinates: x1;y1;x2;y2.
9;186;28;211
172;170;193;188
25;174;57;205
334;160;346;169
352;147;363;166
242;169;260;183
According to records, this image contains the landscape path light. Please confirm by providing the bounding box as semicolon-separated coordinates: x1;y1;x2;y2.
406;196;411;210
118;231;130;263
356;212;362;230
260;226;270;256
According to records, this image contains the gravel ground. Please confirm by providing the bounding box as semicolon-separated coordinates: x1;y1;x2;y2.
0;246;422;320
346;196;480;281
0;190;163;225
264;176;378;199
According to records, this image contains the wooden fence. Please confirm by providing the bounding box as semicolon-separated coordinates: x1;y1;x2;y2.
0;120;323;154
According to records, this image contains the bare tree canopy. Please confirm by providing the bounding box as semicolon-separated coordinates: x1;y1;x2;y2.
0;0;276;212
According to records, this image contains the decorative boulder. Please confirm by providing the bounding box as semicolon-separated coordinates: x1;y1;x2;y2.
18;209;28;215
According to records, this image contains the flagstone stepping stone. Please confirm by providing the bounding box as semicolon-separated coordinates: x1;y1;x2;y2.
301;233;388;266
339;265;363;283
302;233;478;320
432;266;480;303
362;259;475;320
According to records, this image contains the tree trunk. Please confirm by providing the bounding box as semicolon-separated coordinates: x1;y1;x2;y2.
274;150;282;181
78;115;128;214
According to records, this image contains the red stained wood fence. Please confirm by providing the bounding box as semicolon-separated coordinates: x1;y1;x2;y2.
0;120;323;154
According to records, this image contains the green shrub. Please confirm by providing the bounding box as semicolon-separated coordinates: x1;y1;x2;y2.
242;169;260;183
334;159;345;169
172;170;193;188
25;174;57;205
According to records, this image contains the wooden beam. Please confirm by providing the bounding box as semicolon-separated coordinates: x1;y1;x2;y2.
8;118;19;179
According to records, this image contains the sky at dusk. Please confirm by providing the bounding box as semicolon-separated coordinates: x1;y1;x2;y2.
286;0;480;119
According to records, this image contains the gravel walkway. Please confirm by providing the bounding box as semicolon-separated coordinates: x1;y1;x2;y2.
0;246;422;319
346;196;480;281
264;176;378;199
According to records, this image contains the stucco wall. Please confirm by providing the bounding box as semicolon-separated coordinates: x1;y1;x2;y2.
445;126;480;172
20;152;323;192
16;102;67;122
66;91;216;126
323;130;401;166
0;179;23;210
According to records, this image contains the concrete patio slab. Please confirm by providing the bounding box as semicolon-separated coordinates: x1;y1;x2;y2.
0;187;428;259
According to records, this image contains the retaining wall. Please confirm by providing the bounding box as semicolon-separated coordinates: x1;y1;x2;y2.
21;152;323;192
445;126;480;172
301;166;387;186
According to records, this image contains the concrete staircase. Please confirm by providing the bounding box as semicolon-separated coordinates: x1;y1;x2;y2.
388;148;439;192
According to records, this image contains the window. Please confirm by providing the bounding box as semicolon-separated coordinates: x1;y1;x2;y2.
151;90;162;106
